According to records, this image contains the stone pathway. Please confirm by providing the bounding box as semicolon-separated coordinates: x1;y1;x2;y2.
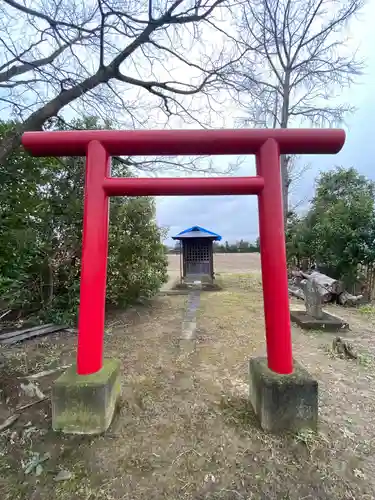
181;284;201;342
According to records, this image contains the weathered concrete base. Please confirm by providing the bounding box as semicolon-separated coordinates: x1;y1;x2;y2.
52;359;121;435
249;357;318;433
290;309;349;332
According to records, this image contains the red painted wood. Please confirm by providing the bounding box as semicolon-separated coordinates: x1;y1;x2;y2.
76;141;110;375
22;128;345;156
103;176;264;196
257;140;293;374
21;128;346;375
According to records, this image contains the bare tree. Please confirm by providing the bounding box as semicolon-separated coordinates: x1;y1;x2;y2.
226;0;365;218
0;0;237;170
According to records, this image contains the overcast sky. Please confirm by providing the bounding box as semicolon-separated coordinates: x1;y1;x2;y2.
2;1;373;247
157;2;375;246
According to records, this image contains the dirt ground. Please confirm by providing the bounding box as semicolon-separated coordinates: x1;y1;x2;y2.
161;254;262;291
1;254;375;499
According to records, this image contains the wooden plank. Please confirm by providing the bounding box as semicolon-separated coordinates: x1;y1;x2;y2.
0;310;11;321
0;325;67;345
0;323;54;341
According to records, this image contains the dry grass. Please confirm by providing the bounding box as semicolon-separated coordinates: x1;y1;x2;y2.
1;259;375;498
167;253;262;275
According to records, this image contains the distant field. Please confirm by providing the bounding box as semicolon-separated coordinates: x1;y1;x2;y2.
168;252;261;274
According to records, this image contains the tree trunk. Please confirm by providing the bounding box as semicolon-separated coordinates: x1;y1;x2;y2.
293;270;343;303
40;257;54;307
337;290;363;306
0;29;154;164
0;70;106;165
280;154;289;222
280;72;291;223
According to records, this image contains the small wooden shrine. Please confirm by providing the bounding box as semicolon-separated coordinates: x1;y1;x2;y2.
172;225;222;284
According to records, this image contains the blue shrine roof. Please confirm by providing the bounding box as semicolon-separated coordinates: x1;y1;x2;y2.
172;225;222;241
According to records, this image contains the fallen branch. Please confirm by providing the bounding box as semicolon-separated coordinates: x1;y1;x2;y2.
0;310;11;321
0;413;20;432
338;291;364;307
16;396;48;412
289;269;364;307
19;364;72;380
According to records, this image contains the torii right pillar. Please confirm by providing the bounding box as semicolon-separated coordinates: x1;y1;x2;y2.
249;137;320;433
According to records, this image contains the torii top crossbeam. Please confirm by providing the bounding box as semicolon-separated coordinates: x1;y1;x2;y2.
22;128;345;157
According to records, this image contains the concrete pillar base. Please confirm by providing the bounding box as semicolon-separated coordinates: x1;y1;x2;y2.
249;357;318;433
52;359;121;435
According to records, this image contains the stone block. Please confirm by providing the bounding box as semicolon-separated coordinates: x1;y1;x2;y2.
249;357;318;433
290;309;349;332
304;277;324;319
52;359;121;435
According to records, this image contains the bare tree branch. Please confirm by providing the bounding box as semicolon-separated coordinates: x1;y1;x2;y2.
0;35;87;83
2;0;99;34
0;0;236;175
52;114;233;175
227;0;365;218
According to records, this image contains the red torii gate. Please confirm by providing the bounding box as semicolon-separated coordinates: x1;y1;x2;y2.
22;128;345;377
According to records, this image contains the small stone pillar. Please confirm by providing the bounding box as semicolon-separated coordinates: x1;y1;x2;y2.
304;278;324;319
